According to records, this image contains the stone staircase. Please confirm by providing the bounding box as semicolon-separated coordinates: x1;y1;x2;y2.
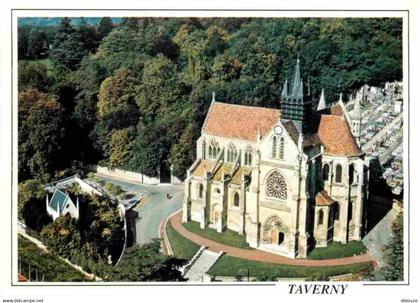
184;248;223;282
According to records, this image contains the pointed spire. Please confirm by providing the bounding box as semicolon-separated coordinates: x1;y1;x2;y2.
212;91;216;102
352;96;361;119
317;88;326;111
298;80;304;99
291;56;301;97
339;92;343;103
281;79;288;98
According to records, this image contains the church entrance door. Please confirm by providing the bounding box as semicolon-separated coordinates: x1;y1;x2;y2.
278;232;285;245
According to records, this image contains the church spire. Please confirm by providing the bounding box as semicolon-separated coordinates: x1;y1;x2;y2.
317;88;326;111
298;80;304;99
291;56;301;97
281;79;288;98
352;96;361;119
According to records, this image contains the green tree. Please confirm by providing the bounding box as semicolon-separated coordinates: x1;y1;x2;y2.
18;89;66;181
108;240;185;281
18;61;51;92
27;28;48;59
97;17;114;40
50;17;87;70
373;212;403;281
108;128;135;169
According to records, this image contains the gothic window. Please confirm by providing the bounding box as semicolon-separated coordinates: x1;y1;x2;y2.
265;170;287;200
335;164;342;183
322;164;330;181
198;184;203;199
279;137;285;160
208;139;220;159
233;192;240;207
272;136;277;158
318;209;324;225
349;164;355;185
227;143;237;163
244;145;253;166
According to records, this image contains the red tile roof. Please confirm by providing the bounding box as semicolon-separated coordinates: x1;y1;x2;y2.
317;114;361;157
202;102;281;142
315;189;335;206
192;159;214;177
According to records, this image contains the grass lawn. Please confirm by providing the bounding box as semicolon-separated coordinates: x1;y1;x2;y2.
308;241;368;260
208;255;373;280
18;235;90;282
166;221;200;260
182;221;253;250
166;222;373;280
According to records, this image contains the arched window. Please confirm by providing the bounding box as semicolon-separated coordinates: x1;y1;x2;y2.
233;192;240;207
323;164;330;181
227;143;237;163
335;164;342;183
198;184;203;199
272;136;277;158
244;145;253;166
318;209;324;225
279;137;285;160
349;164;355;185
265;170;287;199
208;139;220;159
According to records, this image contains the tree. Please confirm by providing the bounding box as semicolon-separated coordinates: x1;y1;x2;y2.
18;89;66;181
18;179;46;222
18;61;51;92
108;240;185;281
372;212;403;281
169;123;199;180
97;17;113;40
108;128;135;169
27;28;48;59
50;17;87;70
78;17;99;52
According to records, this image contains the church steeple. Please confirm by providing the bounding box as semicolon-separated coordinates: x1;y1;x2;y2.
317;88;326;111
280;55;312;134
291;56;301;98
281;79;288;98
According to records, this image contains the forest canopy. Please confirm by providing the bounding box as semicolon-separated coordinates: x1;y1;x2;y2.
18;17;403;182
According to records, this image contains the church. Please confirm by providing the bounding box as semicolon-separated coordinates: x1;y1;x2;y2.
182;57;370;258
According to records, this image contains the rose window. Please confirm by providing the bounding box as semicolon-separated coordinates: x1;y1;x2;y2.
266;171;287;199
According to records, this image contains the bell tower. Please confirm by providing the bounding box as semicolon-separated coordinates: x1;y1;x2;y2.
280;56;312;133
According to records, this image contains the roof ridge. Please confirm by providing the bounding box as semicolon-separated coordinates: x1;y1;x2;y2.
212;101;281;112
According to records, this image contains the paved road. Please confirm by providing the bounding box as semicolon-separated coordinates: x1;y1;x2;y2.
363;207;398;262
94;175;184;244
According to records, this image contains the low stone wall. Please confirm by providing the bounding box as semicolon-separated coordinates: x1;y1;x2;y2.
89;165;160;185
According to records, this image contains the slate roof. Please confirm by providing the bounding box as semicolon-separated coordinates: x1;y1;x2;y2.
49;189;71;213
202;102;281;142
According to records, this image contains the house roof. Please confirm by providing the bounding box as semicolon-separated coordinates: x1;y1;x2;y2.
202;102;281;142
315;190;335;206
49;189;71;213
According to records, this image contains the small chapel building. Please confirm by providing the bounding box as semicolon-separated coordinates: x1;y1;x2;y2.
182;57;370;258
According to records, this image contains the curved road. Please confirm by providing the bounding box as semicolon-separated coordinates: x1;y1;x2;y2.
93;175;184;244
